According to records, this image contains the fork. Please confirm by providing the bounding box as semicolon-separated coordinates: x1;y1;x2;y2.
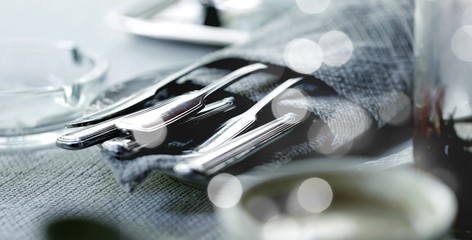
102;76;304;156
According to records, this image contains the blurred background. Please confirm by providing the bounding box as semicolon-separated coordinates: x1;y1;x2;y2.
0;0;220;87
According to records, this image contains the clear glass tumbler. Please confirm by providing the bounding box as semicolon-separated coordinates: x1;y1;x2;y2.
414;0;472;236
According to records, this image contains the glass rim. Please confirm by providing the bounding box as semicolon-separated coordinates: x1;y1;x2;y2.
0;38;109;95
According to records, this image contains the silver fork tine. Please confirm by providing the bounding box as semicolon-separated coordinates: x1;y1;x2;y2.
173;112;301;177
192;77;304;153
115;63;267;147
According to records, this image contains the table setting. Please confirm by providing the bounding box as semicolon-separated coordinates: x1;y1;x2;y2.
1;0;470;239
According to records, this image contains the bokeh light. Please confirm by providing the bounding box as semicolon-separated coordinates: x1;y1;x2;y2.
308;122;332;154
246;196;280;222
283;38;324;74
262;216;301;240
308;123;354;156
319;31;354;67
271;88;309;121
451;25;472;62
132;118;168;148
381;92;412;126
296;178;333;213
207;173;243;209
295;0;331;14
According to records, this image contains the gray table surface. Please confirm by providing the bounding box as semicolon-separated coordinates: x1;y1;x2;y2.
0;1;415;239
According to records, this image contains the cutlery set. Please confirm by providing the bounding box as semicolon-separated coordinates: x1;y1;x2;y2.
56;58;323;178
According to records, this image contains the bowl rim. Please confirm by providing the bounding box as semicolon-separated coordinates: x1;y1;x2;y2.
217;159;458;240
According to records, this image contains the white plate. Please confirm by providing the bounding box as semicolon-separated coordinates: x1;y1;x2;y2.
105;0;292;46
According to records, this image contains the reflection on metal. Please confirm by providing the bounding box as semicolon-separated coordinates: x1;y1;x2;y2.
106;0;293;45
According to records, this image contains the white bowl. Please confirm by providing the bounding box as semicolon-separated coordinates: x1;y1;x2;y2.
216;160;457;240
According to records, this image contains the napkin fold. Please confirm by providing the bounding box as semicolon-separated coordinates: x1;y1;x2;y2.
104;0;414;191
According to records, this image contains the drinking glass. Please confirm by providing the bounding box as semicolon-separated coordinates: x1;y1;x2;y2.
414;0;472;236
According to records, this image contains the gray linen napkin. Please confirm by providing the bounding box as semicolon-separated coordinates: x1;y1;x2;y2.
104;0;414;191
